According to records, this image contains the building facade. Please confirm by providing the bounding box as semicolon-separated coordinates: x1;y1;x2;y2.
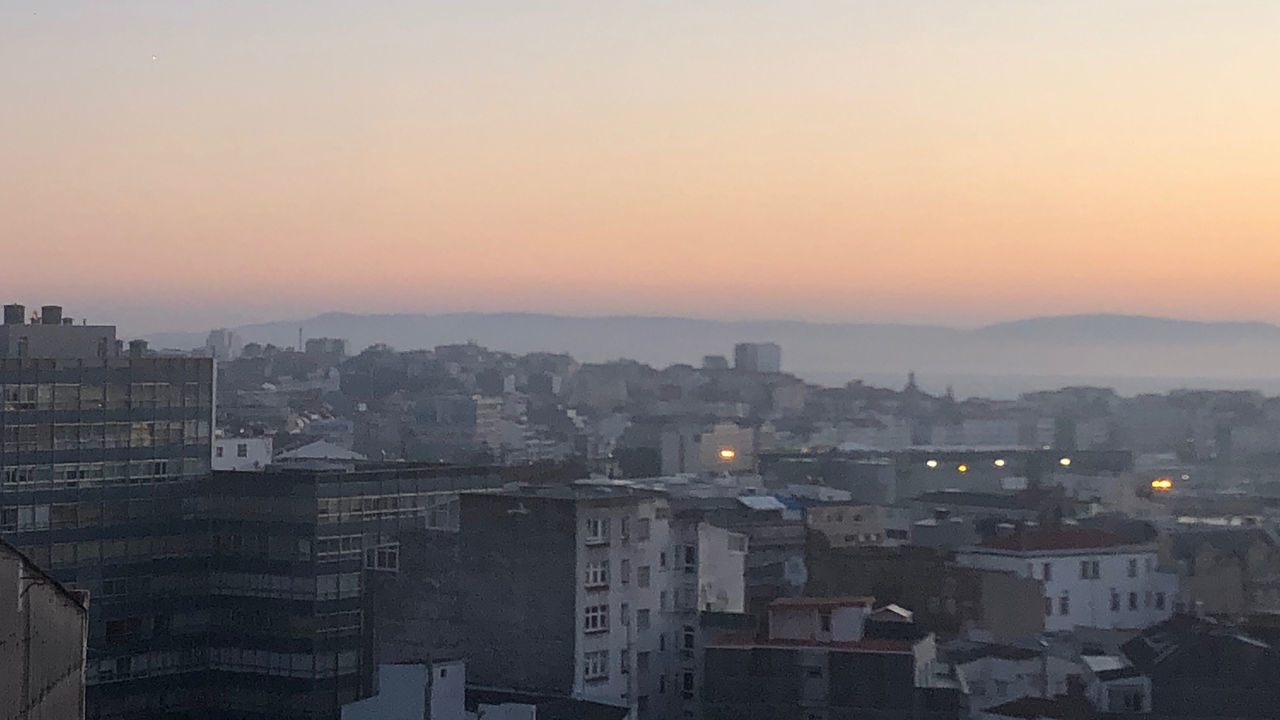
956;527;1178;632
198;462;502;719
701;597;951;720
1;538;90;720
456;485;747;720
0;306;215;719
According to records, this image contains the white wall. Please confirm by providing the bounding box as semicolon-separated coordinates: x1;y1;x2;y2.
212;437;273;471
956;547;1178;631
696;523;746;613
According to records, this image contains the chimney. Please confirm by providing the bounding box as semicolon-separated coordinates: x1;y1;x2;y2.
62;317;74;326
3;304;24;325
129;339;148;358
41;305;62;325
933;508;951;522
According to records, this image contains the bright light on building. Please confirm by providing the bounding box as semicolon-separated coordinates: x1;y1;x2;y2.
926;459;938;469
1059;457;1071;467
957;464;968;473
1181;474;1190;481
718;448;736;460
1151;478;1173;490
993;459;1006;468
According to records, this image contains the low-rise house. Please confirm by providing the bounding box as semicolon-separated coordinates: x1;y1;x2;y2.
956;526;1177;631
702;596;958;720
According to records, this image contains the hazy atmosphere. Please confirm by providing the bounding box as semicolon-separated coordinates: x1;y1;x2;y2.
7;3;1280;720
5;1;1280;332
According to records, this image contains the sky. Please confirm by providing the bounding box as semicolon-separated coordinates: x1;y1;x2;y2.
3;1;1280;335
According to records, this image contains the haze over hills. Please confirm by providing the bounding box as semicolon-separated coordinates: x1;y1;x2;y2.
143;313;1280;399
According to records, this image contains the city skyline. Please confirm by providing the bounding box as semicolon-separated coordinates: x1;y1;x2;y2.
6;1;1280;332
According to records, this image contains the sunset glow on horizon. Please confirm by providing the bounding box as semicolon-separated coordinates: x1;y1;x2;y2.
4;1;1280;334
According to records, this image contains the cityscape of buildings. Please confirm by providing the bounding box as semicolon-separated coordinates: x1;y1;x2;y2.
8;305;1280;719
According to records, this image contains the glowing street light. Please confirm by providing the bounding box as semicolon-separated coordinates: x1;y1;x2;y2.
718;448;736;461
1151;478;1173;491
926;459;939;469
993;459;1006;468
957;464;969;473
1059;457;1071;467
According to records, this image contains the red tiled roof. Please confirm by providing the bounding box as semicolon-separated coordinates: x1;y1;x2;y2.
983;695;1093;719
981;527;1128;552
707;630;915;654
769;596;874;610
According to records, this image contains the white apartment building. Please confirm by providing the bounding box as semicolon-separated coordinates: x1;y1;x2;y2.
459;484;747;720
956;527;1178;632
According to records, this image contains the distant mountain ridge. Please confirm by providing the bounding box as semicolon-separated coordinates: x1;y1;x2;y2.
143;312;1280;396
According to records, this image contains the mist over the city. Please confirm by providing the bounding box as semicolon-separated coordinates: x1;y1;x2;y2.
6;2;1280;720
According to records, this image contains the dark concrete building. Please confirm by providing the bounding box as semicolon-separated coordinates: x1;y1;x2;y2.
0;306;215;719
702;597;958;720
804;545;1045;642
197;461;502;719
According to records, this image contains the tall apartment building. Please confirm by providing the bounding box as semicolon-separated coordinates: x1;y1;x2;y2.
0;305;215;719
456;484;747;720
198;462;504;720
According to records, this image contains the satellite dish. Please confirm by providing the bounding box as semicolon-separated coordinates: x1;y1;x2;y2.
783;556;808;590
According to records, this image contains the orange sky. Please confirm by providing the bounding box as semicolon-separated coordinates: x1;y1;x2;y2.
3;1;1280;333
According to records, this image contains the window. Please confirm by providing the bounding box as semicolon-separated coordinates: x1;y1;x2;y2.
620;516;631;541
659;633;667;651
1111;589;1120;612
1128;558;1138;578
585;517;610;545
620;650;631;674
585;561;609;588
637;609;650;630
1059;592;1070;616
621;603;630;625
660;591;668;611
584;605;609;633
1080;560;1099;579
683;672;695;693
660;551;668;569
583;650;609;681
1156;592;1166;610
215;446;224;458
636;518;651;541
684;625;696;649
365;545;398;572
1128;592;1138;611
638;565;651;588
1080;561;1089;580
683;545;697;569
237;443;248;458
637;651;651;674
1092;560;1100;579
820;610;832;632
621;559;631;585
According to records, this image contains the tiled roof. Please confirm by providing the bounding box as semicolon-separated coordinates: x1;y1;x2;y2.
981;527;1128;552
983;696;1093;719
769;596;874;610
708;630;915;654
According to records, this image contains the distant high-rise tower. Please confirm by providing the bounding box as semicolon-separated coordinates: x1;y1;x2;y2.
733;342;781;373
